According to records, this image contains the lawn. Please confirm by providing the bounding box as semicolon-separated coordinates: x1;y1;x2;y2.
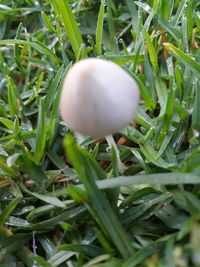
0;0;200;266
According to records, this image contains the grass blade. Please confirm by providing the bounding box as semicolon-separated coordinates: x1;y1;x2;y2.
0;39;61;64
34;99;46;165
191;81;200;131
106;0;115;51
123;241;164;267
44;65;64;112
0;158;19;178
51;0;87;58
143;28;158;73
18;155;48;187
64;135;134;258
7;77;19;119
19;183;65;208
0;197;21;224
163;43;200;75
95;2;105;56
126;69;156;111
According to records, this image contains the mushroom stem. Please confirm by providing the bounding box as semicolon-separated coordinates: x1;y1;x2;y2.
105;135;127;173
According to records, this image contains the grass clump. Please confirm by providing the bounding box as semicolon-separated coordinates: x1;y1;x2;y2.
0;0;200;266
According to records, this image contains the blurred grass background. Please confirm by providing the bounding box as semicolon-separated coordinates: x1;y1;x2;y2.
0;0;200;266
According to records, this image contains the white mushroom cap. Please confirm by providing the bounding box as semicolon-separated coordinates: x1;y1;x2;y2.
60;58;140;137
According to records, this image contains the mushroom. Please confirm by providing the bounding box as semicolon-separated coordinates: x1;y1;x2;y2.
60;58;140;172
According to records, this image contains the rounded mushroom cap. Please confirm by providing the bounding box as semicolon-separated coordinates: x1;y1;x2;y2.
60;58;140;137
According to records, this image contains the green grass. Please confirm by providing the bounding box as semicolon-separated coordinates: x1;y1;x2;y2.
0;0;200;266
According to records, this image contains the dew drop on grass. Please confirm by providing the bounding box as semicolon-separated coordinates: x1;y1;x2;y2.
33;232;37;254
32;232;38;267
102;0;107;7
70;3;76;8
35;1;39;6
106;146;111;152
46;65;53;72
